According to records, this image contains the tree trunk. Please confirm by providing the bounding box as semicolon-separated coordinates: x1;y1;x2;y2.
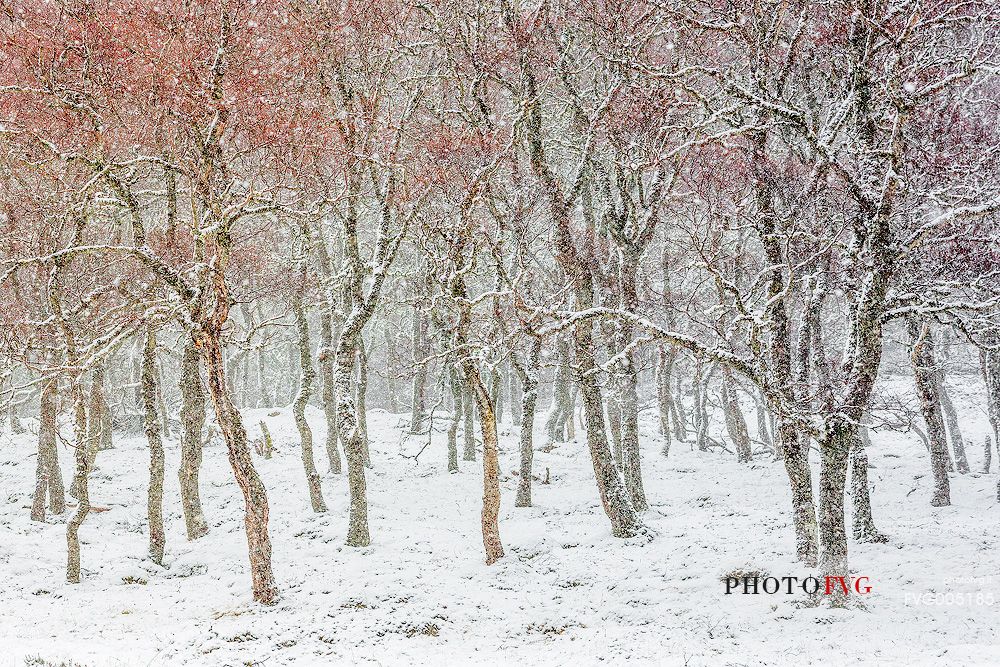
178;340;209;540
65;376;89;583
544;336;572;444
31;377;64;521
936;359;970;474
851;429;887;543
570;278;643;537
447;364;462;473
818;417;852;603
721;366;752;463
336;329;371;546
618;254;646;510
202;329;277;604
984;435;992;475
141;327;166;565
909;320;952;507
356;338;371;467
509;363;522;426
656;345;677;457
319;311;342;474
980;347;1000;453
463;383;476;461
293;290;327;513
410;305;428;433
514;338;541;507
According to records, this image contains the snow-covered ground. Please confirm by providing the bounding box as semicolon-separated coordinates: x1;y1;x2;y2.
2;376;999;666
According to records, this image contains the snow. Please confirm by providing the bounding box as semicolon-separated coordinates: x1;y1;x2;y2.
2;377;999;666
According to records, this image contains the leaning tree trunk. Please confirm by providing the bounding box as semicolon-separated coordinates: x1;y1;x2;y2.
909;320;952;507
514;338;542;507
570;281;643;538
202;328;278;603
141;327;166;565
31;377;65;522
178;340;209;540
293;290;327;513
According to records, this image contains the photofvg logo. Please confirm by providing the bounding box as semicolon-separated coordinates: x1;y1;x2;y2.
724;575;872;596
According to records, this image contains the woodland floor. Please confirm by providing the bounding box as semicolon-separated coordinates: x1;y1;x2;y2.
1;375;999;666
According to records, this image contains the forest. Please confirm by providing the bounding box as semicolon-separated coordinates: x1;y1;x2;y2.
1;0;999;665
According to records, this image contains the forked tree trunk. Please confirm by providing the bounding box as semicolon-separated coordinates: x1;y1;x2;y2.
31;377;65;522
141;327;166;565
544;336;572;444
178;341;209;540
909;320;951;507
520;50;640;538
514;338;542;507
293;290;327;513
656;345;677;457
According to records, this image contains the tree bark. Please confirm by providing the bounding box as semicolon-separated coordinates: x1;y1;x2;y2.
447;364;462;473
543;336;572;444
721;366;752;463
141;327;166;565
514;338;541;507
935;350;970;474
178;340;209;540
202;327;278;603
463;383;476;461
851;428;887;543
909;319;952;507
65;377;89;584
293;288;328;513
31;377;65;521
410;303;428;433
